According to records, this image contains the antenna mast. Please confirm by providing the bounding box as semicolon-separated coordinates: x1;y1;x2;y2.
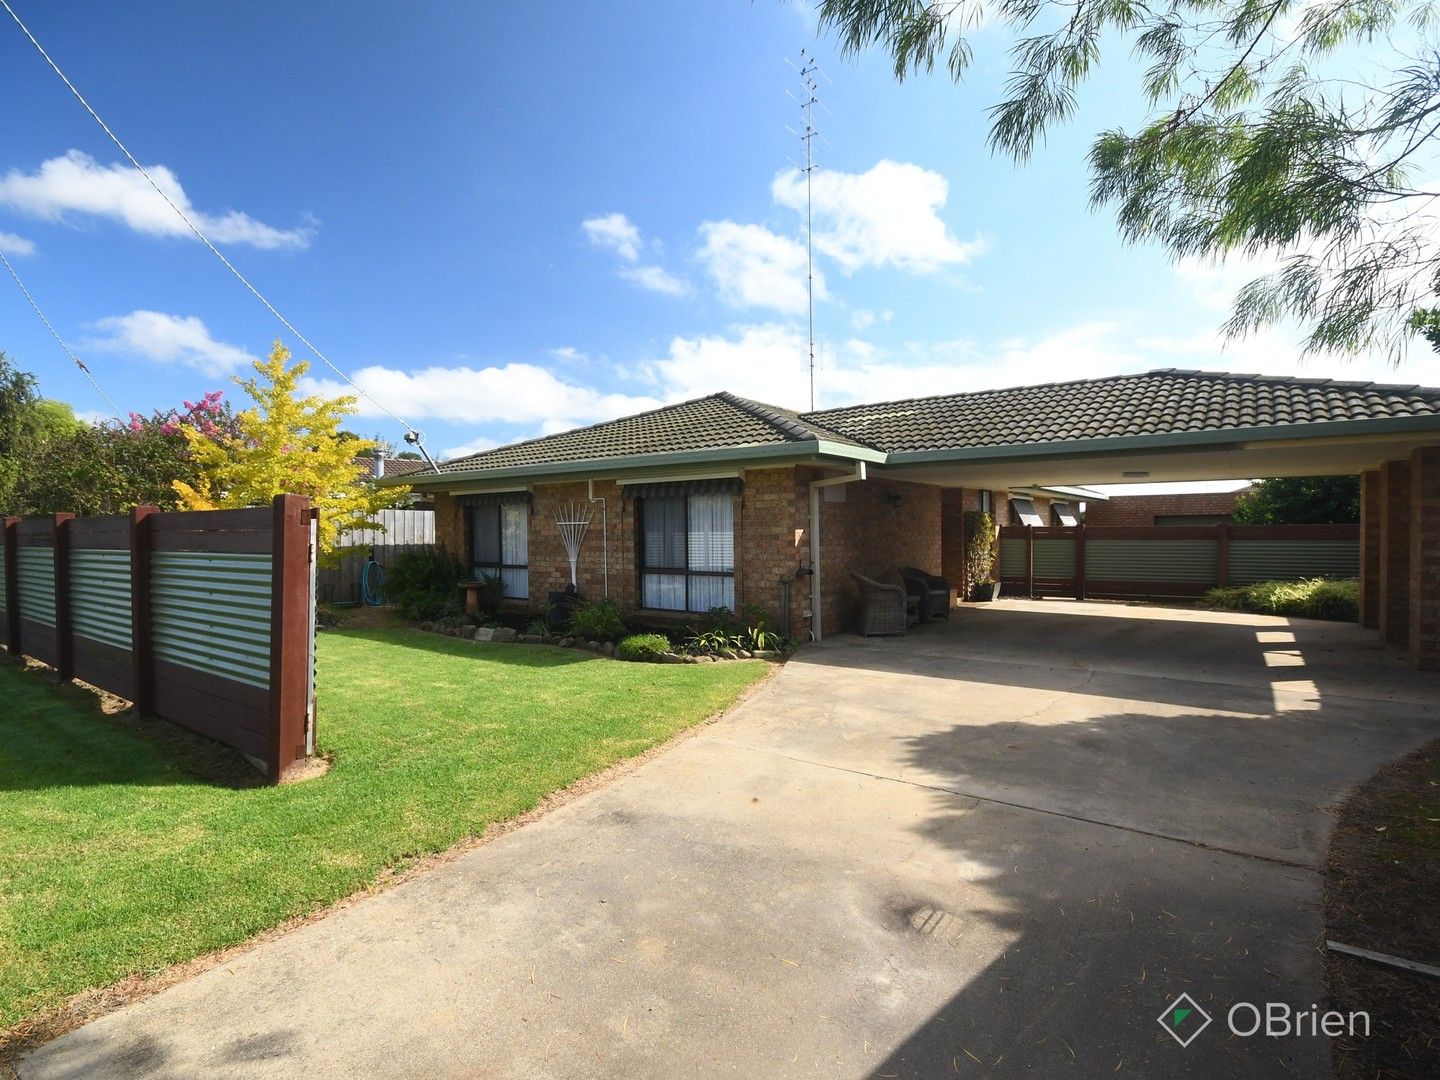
788;50;823;411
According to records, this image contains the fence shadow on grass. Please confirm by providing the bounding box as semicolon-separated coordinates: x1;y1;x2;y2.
0;657;265;793
319;626;607;670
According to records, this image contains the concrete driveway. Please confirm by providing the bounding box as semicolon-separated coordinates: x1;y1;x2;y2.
20;600;1440;1079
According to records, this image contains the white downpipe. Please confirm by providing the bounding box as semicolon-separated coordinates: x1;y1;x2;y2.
807;461;867;642
587;479;609;597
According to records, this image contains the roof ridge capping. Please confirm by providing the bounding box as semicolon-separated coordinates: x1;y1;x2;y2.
716;391;876;447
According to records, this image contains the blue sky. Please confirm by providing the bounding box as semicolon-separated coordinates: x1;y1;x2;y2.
1;0;1433;470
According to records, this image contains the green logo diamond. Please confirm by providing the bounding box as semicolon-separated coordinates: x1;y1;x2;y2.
1158;993;1212;1047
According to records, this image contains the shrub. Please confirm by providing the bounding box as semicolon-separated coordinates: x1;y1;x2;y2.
387;547;470;622
568;597;626;642
684;627;743;656
616;633;672;661
1199;578;1359;622
963;510;997;588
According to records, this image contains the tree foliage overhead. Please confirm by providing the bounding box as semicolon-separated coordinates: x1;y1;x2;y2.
1231;475;1360;523
173;341;409;558
819;0;1440;359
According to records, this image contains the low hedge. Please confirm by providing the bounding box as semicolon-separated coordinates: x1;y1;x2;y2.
1199;577;1359;622
616;633;672;661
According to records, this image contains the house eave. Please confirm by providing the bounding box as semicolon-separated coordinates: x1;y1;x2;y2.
392;439;886;489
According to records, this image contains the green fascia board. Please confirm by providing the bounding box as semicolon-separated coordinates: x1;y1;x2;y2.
392;439;886;489
883;413;1440;468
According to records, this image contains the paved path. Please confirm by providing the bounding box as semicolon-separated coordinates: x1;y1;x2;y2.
21;601;1440;1078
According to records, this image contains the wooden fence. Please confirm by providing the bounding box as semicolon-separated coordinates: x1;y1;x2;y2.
997;523;1360;601
1;495;316;782
317;507;435;605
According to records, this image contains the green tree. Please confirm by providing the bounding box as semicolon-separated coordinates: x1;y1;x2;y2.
1231;476;1360;524
819;0;1440;358
0;352;39;512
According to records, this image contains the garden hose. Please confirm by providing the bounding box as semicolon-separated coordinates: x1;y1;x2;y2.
361;556;386;606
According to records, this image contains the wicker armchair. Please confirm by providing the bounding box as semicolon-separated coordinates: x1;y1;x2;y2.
851;571;918;636
900;566;952;623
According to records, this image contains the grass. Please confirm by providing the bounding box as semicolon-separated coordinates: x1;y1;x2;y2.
0;628;768;1035
1199;576;1359;621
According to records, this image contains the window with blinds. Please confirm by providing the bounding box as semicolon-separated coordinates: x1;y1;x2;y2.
639;492;735;612
470;502;529;599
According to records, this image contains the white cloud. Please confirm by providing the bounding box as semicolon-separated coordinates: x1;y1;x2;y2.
551;346;589;363
697;221;824;315
850;308;892;331
620;264;688;295
441;436;499;460
582;212;642;261
0;231;35;256
772;160;986;274
0;151;312;250
302;362;663;429
87;311;257;376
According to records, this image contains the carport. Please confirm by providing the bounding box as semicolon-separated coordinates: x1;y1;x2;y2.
809;369;1440;668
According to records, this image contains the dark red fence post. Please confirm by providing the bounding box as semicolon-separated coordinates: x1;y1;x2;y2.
1026;524;1035;598
130;505;157;715
268;494;312;782
1075;523;1087;601
3;517;18;654
52;512;76;681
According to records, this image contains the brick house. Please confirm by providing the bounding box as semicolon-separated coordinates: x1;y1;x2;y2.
394;369;1440;665
1083;487;1250;527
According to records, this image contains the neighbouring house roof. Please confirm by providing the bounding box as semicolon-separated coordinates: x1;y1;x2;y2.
353;455;432;479
806;369;1440;454
402;369;1440;486
427;392;877;477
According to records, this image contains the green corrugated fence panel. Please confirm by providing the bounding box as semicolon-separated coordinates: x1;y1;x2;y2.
1228;540;1359;585
998;537;1027;578
16;547;56;626
1033;538;1075;578
71;549;133;649
1085;539;1219;584
151;551;272;689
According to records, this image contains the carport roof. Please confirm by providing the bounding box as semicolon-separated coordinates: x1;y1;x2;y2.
808;368;1440;454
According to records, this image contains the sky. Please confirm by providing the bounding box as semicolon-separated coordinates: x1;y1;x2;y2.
1;0;1435;475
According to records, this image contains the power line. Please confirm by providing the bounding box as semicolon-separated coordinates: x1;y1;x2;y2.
0;0;441;472
0;246;123;418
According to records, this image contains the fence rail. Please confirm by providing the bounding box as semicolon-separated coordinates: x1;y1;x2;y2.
997;523;1359;601
1;495;316;782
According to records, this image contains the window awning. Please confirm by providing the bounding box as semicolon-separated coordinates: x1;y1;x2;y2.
1009;497;1044;527
1052;501;1078;526
457;491;531;507
621;478;744;499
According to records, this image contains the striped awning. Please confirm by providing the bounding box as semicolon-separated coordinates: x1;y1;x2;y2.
457;491;531;507
620;478;743;499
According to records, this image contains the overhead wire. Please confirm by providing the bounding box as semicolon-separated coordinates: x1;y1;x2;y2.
0;246;123;418
0;0;441;471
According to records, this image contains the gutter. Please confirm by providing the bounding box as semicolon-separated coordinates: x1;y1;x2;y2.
807;462;868;642
384;438;886;489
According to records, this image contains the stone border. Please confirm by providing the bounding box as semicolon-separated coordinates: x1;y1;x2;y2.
413;622;788;664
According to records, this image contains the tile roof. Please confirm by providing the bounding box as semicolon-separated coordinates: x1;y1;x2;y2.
429;369;1440;477
807;369;1440;453
435;392;874;474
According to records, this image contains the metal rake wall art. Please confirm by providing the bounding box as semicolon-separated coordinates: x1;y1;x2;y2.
554;501;595;588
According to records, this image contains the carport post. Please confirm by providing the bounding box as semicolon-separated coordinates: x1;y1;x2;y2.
1409;446;1440;669
1378;459;1412;648
1360;470;1381;628
1074;523;1086;600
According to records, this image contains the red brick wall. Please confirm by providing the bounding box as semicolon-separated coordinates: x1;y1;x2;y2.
1083;490;1244;527
1360;470;1381;629
1379;458;1412;647
432;467;941;639
1410;448;1440;668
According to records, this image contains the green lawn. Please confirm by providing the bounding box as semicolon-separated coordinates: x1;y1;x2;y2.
0;629;767;1034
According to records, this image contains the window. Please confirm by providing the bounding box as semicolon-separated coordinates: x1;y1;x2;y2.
470;501;529;599
640;492;735;612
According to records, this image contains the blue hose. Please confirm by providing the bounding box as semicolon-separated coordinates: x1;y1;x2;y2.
361;556;386;606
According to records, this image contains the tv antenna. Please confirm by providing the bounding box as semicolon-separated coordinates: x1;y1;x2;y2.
786;50;829;411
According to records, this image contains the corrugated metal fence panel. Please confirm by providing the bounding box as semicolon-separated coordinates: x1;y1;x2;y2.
998;537;1027;579
1033;538;1075;579
0;532;6;616
16;547;56;626
1229;540;1359;585
1085;539;1219;585
70;549;133;649
151;551;272;689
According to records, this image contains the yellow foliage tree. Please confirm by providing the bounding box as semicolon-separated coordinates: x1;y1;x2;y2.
173;340;410;558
